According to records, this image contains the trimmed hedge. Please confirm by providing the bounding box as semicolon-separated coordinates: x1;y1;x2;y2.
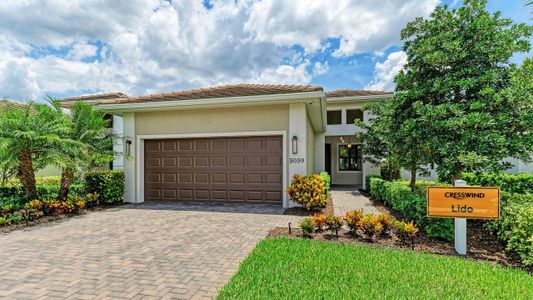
462;173;532;194
485;192;533;266
369;177;454;240
365;174;381;192
85;170;125;204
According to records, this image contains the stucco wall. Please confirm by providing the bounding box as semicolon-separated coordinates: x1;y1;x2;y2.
135;104;289;135
306;115;315;174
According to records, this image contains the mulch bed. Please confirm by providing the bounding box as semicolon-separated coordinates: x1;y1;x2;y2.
0;204;122;234
283;195;334;216
273;189;530;272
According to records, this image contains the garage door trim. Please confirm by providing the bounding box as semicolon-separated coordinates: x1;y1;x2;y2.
135;131;287;206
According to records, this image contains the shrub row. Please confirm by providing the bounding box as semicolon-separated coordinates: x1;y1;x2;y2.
300;211;419;248
0;170;125;206
85;170;125;204
484;192;533;266
0;193;101;226
369;177;454;240
0;184;85;206
462;172;532;194
287;173;328;210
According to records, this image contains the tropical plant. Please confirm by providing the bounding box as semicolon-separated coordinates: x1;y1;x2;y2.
344;209;364;234
357;214;383;241
394;220;419;249
312;213;327;231
325;214;343;237
287;174;327;210
48;100;115;199
0;101;74;199
299;217;315;237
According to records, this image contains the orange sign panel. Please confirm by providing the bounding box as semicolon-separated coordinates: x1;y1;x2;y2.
427;187;500;219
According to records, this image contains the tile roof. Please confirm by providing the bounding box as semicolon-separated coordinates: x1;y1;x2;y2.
0;99;25;109
326;90;393;98
61;84;323;106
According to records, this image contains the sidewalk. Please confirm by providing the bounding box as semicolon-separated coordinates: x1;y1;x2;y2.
331;185;380;216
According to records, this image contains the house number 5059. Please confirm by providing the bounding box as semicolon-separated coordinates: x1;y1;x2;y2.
290;158;305;164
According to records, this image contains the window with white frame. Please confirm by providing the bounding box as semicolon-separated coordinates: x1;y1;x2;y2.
338;144;362;171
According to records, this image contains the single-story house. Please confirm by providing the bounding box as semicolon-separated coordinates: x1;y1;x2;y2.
61;84;391;207
60;84;532;207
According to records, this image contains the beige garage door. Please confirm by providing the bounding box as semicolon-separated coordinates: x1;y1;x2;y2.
144;136;283;204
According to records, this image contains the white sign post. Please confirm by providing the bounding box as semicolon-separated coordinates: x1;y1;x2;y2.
454;179;467;255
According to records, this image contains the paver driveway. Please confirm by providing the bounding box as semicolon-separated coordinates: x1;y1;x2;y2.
0;203;300;299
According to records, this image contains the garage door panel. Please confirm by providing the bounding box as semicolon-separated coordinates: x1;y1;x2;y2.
145;136;282;204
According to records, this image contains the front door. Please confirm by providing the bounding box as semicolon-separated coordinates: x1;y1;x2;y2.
325;143;331;175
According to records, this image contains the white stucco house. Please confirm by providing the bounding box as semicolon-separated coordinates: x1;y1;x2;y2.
60;84;531;207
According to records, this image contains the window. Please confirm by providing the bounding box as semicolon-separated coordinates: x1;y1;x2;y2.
338;144;362;171
327;110;342;125
346;109;363;124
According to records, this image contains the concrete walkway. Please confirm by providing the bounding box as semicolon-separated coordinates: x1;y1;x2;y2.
0;202;300;300
331;185;380;216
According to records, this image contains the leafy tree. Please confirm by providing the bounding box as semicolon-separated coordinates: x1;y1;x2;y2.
395;0;532;182
0;102;72;198
48;100;115;199
357;100;431;191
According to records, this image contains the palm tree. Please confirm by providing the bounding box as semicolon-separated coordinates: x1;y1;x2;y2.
0;101;73;199
50;100;115;199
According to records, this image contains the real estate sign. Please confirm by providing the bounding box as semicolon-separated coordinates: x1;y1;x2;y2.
427;187;500;219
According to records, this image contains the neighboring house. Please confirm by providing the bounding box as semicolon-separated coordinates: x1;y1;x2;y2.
60;84;530;207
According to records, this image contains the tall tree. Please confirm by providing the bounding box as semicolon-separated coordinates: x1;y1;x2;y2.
396;0;532;182
0;102;71;198
357;99;432;191
49;100;115;200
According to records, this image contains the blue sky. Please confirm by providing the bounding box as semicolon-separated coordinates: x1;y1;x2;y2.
0;0;530;101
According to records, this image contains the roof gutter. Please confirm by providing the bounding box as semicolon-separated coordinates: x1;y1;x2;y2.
96;91;325;112
327;93;394;104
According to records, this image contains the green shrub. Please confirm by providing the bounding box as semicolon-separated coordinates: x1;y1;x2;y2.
325;214;343;237
287;174;327;211
319;171;331;193
0;181;85;206
85;170;125;204
462;173;532;194
368;177;454;240
484;192;533;266
365;174;381;192
299;217;315;237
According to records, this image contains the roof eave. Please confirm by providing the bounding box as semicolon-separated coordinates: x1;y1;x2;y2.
327;93;393;103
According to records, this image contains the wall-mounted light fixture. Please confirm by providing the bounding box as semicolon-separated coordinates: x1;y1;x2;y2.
125;139;132;156
292;135;298;154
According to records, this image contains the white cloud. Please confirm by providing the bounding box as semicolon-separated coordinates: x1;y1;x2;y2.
245;0;437;56
0;0;436;100
67;42;98;60
365;51;407;91
312;62;329;76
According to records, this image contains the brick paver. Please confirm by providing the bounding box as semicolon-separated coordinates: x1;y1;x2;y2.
331;185;380;216
0;202;300;299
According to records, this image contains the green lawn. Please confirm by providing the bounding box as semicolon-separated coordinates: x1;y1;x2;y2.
217;237;532;299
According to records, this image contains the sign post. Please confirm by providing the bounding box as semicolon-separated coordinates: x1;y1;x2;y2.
427;182;500;256
454;180;467;255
